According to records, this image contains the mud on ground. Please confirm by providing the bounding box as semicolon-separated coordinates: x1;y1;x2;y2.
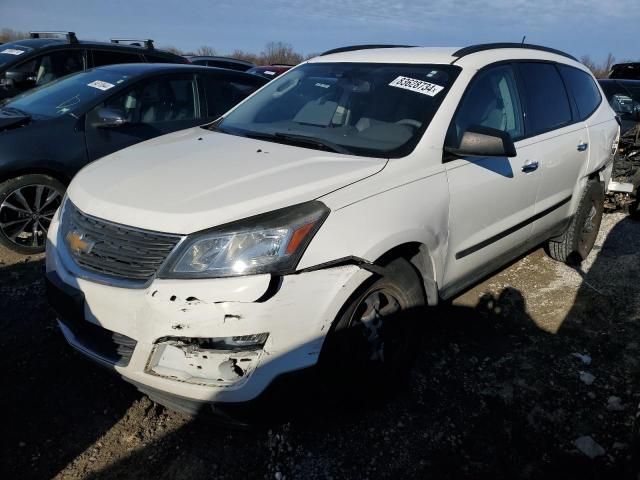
1;212;639;479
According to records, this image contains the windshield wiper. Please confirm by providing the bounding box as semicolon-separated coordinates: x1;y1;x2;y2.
243;130;351;155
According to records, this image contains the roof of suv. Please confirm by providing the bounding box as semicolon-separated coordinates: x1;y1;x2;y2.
2;37;183;59
310;43;583;70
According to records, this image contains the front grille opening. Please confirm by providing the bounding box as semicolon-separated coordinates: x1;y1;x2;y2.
61;202;182;283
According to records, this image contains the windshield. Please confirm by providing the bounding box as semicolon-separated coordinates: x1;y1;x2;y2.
2;68;132;118
0;43;34;66
217;62;460;158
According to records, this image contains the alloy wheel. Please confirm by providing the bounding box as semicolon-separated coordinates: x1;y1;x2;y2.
0;184;62;249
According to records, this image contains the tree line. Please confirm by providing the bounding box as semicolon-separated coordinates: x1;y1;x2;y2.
0;27;634;76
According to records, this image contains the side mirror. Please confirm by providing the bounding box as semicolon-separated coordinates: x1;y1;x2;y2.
445;125;517;158
93;107;127;128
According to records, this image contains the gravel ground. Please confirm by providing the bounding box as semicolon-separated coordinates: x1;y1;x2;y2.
1;212;639;480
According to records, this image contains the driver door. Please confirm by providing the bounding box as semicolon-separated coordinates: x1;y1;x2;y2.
85;73;202;162
442;64;541;291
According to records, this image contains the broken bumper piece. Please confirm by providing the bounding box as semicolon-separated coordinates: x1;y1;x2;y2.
147;335;268;385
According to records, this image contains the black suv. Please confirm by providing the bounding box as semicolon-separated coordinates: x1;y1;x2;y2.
0;31;188;100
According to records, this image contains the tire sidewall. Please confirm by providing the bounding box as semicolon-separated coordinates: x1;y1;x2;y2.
572;181;605;261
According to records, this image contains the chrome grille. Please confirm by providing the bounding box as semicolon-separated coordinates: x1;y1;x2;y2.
62;202;182;282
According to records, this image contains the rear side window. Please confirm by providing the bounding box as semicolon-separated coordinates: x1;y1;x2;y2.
203;74;263;118
558;65;601;120
517;63;572;136
92;50;143;67
145;53;177;63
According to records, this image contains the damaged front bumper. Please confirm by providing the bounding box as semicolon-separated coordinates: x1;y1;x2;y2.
45;212;371;411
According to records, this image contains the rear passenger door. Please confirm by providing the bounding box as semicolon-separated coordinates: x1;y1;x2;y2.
443;64;541;289
515;63;591;237
199;72;265;121
84;73;202;161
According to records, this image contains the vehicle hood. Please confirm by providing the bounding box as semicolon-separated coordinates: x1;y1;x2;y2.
67;127;387;234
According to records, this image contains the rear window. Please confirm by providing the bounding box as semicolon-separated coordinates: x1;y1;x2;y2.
517;63;572;136
92;50;143;67
559;65;601;120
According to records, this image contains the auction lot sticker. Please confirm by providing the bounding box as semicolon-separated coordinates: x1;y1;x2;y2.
87;80;115;91
1;49;25;55
389;76;444;97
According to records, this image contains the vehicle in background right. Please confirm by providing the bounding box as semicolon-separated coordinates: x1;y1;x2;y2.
609;62;640;80
599;79;640;217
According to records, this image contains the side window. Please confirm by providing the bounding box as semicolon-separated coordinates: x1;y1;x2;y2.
93;76;198;124
13;50;84;87
92;50;143;67
517;63;572;136
203;75;262;118
449;64;524;147
144;53;173;63
558;65;601;120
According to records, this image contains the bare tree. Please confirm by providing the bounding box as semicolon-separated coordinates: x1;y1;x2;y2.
581;52;618;78
195;45;217;56
0;28;29;43
261;41;303;65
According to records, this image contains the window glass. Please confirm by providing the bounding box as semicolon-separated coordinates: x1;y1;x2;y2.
4;69;131;118
518;63;572;135
218;63;461;158
145;53;172;63
98;76;197;123
92;50;143;67
558;65;601;120
449;65;524;146
203;75;263;118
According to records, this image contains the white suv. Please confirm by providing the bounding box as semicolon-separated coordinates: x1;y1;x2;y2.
46;43;619;413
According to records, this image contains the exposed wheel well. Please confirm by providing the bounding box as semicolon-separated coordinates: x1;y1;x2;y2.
373;242;439;306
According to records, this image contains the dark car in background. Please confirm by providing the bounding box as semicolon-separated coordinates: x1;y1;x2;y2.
599;79;640;133
0;31;188;100
609;63;640;80
246;64;293;80
598;79;640;217
185;55;255;71
0;63;267;253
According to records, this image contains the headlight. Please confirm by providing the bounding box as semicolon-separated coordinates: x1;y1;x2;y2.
159;201;329;278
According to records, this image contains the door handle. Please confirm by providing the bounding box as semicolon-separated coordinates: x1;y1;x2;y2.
522;160;539;173
577;143;589;152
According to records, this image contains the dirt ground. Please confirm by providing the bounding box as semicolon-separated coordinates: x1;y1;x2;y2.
1;212;639;480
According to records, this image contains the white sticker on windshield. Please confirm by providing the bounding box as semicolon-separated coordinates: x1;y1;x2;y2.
87;80;115;91
264;70;276;75
389;76;444;97
1;48;25;56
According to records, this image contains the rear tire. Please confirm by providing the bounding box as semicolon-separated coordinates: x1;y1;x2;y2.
0;175;65;255
546;180;604;264
319;257;426;398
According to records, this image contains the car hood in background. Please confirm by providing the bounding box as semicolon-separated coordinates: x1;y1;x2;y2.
67;127;387;234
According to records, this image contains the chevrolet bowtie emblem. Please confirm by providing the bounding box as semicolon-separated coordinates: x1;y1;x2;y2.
66;230;95;255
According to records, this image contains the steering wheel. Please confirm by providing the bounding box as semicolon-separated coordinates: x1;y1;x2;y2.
395;119;422;129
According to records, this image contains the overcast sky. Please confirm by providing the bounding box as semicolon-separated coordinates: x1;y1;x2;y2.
1;0;637;62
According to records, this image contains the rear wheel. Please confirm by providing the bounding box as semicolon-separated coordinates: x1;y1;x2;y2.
546;179;604;264
0;175;65;254
320;258;425;397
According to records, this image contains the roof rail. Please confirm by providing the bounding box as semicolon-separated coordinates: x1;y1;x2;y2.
452;43;577;62
320;44;414;56
29;31;78;43
110;38;155;50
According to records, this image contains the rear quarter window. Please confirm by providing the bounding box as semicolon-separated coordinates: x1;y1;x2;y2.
517;62;573;136
91;50;143;67
558;65;601;120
